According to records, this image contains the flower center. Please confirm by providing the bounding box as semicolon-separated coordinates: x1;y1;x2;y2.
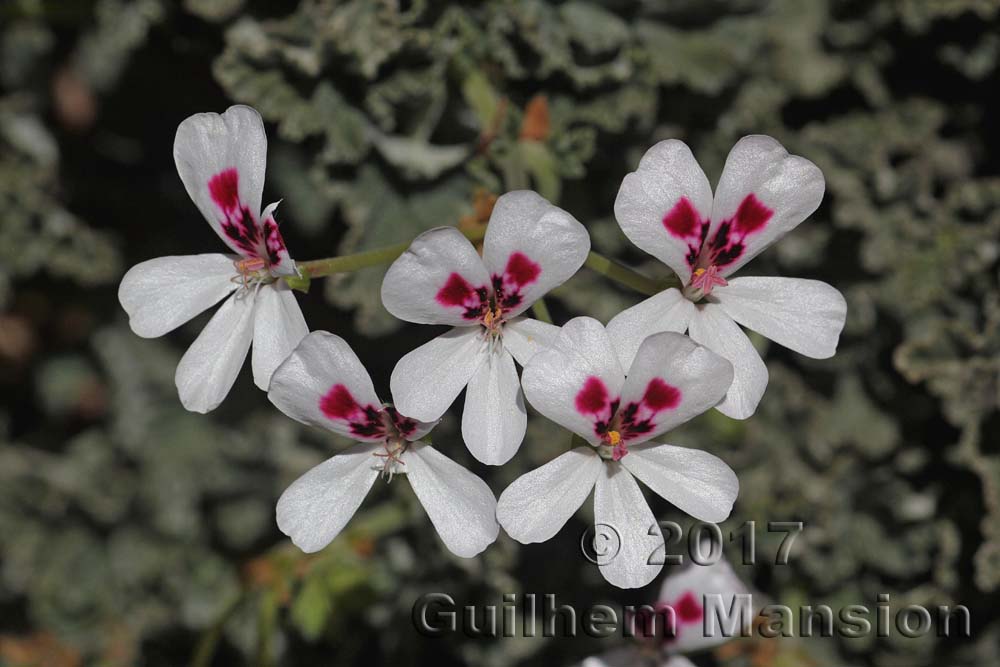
599;429;629;462
370;405;419;481
683;264;727;301
232;257;276;292
482;303;504;332
372;437;408;481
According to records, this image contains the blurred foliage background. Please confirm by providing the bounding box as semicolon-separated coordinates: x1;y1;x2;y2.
1;0;999;665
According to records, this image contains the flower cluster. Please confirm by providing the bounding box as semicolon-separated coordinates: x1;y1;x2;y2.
119;106;846;588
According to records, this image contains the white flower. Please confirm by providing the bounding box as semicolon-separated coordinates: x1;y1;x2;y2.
496;317;738;589
649;556;751;653
118;105;307;413
608;136;847;419
575;555;751;667
268;331;499;558
380;190;590;465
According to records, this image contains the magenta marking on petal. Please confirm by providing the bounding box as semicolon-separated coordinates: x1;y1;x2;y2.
385;405;417;439
208;168;240;212
488;251;542;313
663;197;701;238
599;378;678;444
261;216;287;266
319;384;359;420
642;378;681;411
436;273;489;321
504;252;541;287
695;193;773;271
208;168;267;259
437;273;473;306
575;376;610;415
649;591;704;647
662;197;711;269
319;384;386;439
674;591;704;624
733;193;773;234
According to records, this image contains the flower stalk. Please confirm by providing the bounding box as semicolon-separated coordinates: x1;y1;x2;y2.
287;227;675;297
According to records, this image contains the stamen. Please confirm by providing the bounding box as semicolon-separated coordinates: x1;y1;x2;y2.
611;442;629;461
599;429;628;460
685;264;727;299
373;440;407;482
231;257;275;295
483;305;503;329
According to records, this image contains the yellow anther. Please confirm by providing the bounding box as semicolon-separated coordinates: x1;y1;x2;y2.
607;430;622;445
693;267;706;277
483;306;503;328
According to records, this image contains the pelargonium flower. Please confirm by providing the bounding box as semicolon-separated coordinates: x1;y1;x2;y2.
268;331;499;558
609;136;847;419
576;555;751;667
381;191;590;465
635;556;751;653
496;317;738;588
118;105;306;413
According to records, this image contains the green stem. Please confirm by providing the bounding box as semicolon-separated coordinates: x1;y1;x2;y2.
584;251;676;296
256;590;278;667
192;592;247;667
285;225;678;297
293;227;486;281
531;298;553;324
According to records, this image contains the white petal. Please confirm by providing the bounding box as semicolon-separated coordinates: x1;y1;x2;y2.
276;442;382;553
482;190;590;317
381;227;491;326
594;463;663;589
390;327;488;421
461;348;526;465
714;276;846;359
267;331;386;441
687;303;768;419
614;140;714;285
705;135;825;276
664;657;697;667
399;414;439;443
251;282;308;390
521;317;625;443
502;316;560;366
577;647;648;667
403;443;499;558
617;332;734;444
175;106;266;225
658;558;751;653
496;447;602;544
606;288;696;370
174;290;256;413
118;254;237;338
174;106;294;272
621;441;738;523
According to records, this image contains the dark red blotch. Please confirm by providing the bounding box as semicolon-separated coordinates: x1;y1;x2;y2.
436;273;489;320
663;197;701;238
697;193;773;270
643;378;681;411
575;377;610;415
733;193;772;234
504;252;541;287
319;384;385;439
208;168;240;211
674;591;703;623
